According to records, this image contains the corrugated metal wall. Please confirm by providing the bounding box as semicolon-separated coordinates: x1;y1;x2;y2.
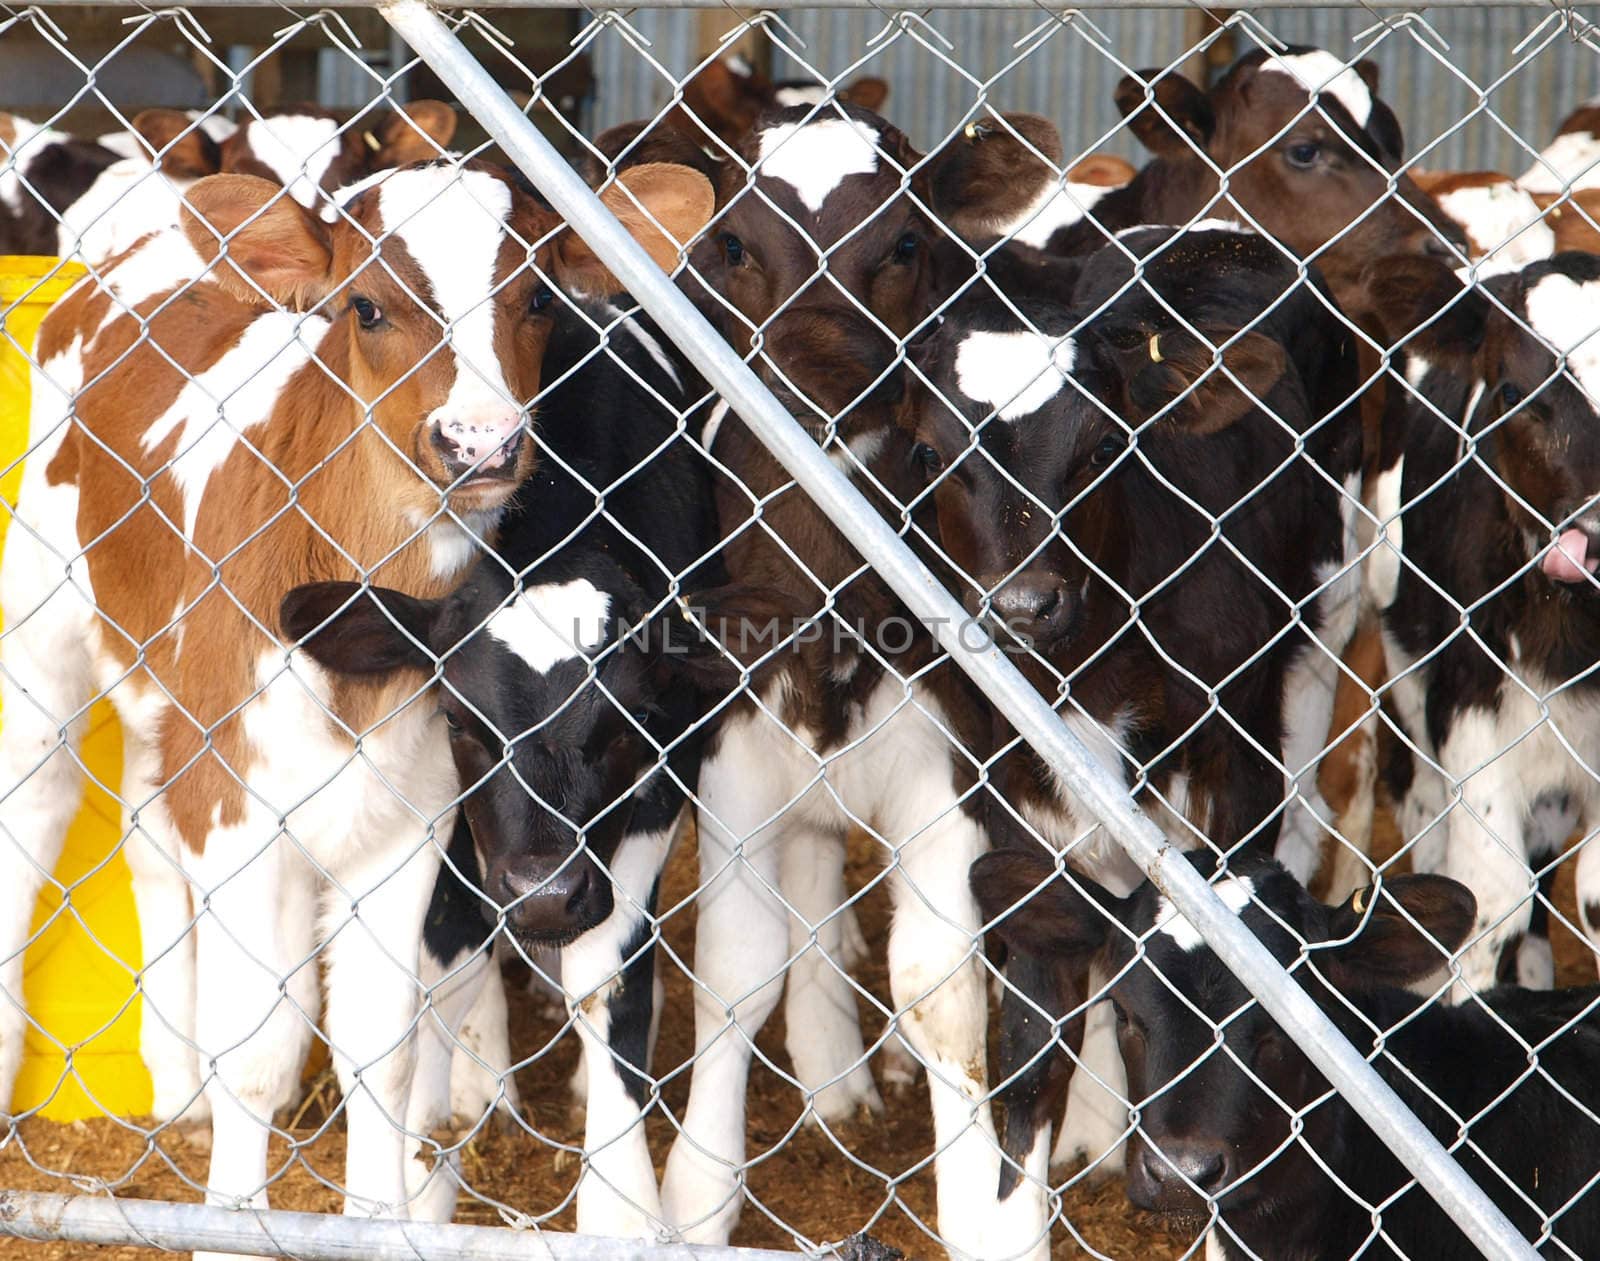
589;7;1595;175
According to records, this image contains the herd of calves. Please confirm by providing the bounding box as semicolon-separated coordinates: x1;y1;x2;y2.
5;40;1600;1261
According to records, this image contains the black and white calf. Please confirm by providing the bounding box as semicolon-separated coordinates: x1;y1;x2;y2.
283;296;735;1234
905;226;1364;1211
1365;250;1600;994
973;848;1600;1260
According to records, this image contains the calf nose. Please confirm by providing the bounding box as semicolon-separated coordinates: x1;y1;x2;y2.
1142;1139;1232;1197
493;856;610;942
984;573;1074;646
428;412;526;483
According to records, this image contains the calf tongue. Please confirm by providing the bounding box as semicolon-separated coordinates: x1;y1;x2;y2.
1542;528;1600;583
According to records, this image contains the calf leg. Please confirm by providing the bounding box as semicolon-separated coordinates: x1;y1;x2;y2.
119;730;206;1128
661;720;796;1245
994;953;1081;1197
1052;985;1128;1175
565;825;672;1237
405;940;492;1224
322;828;443;1220
186;831;316;1261
0;624;90;1118
782;827;881;1125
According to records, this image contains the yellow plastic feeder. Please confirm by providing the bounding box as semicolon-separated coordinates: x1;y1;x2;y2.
1;255;152;1121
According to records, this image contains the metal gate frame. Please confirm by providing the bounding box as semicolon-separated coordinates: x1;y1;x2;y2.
2;0;1586;1256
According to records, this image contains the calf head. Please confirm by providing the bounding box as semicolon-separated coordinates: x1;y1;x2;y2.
907;230;1305;652
220;102;458;213
1116;46;1463;312
690;102;1050;455
182;161;711;515
281;566;772;944
1371;251;1600;587
972;848;1473;1228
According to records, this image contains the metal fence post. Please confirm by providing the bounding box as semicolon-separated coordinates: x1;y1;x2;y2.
378;3;1541;1257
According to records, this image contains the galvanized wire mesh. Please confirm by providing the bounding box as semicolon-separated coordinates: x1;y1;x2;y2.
1;4;1599;1260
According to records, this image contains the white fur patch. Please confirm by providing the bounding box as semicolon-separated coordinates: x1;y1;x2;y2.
757;118;880;214
701;399;730;451
1262;51;1374;129
140;311;331;539
1524;273;1600;410
993;180;1108;249
1368;456;1405;609
1437;182;1554;276
0;118;69;213
1520;131;1600;195
954;330;1076;421
486;579;611;674
1154;877;1255;952
241;114;343;210
774;85;828;109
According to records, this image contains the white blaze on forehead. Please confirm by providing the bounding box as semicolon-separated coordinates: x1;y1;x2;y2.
1262;51;1374;130
486;579;612;674
1524;273;1600;410
378;168;519;418
1154;876;1255;952
954;329;1076;421
757;118;881;213
243;115;344;209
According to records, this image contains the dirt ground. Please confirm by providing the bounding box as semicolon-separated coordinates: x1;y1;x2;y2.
3;798;1595;1261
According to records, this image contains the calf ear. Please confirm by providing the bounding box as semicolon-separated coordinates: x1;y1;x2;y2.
1066;154;1137;188
183;174;333;310
921;114;1065;241
1325;875;1476;989
130;109;221;179
1364;254;1489;370
840;76;890;114
554;163;715;297
1131;328;1290;435
280;581;441;676
970;849;1120;964
367;100;457;169
1115;71;1215;157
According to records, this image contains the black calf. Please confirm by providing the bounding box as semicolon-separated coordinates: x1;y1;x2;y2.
973;848;1600;1260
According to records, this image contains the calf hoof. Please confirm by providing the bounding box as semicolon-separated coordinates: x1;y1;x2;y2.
878;1036;920;1094
805;1068;884;1129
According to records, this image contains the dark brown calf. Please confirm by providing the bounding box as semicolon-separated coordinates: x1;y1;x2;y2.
659;101;1061;1261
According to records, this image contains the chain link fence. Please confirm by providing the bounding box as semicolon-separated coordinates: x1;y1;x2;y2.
0;1;1598;1258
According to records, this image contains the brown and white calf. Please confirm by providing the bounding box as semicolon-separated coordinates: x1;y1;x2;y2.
657;101;1056;1259
0;160;709;1256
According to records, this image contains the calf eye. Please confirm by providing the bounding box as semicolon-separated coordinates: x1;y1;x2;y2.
440;707;463;733
530;284;556;314
350;295;382;328
1500;382;1523;408
895;232;920;262
1285;141;1321;170
722;233;745;265
913;442;944;475
1091;435;1126;468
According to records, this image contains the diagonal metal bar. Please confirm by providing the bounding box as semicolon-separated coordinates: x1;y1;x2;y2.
380;3;1541;1257
0;1190;802;1260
